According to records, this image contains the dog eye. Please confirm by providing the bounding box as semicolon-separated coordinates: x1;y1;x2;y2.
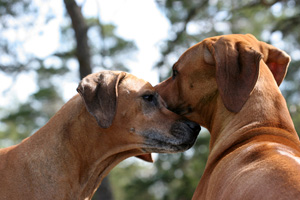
172;64;178;79
173;69;178;78
142;94;154;102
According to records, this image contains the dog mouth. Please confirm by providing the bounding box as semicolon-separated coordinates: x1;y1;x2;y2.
141;120;200;153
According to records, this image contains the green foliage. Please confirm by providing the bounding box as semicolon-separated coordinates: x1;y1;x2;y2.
0;64;66;147
156;0;300;78
58;18;137;73
90;22;137;71
290;104;300;133
99;23;137;60
0;0;32;17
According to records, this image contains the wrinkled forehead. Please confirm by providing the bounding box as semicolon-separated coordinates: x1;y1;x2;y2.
177;34;261;63
202;34;261;50
120;74;154;94
204;34;258;43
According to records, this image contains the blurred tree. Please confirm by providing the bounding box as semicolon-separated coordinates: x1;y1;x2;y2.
0;61;67;147
64;0;92;79
0;0;63;146
110;133;210;200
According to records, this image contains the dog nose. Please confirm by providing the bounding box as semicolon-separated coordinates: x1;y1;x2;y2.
185;120;201;134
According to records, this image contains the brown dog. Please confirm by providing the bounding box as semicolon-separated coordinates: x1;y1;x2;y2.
0;71;200;200
156;34;300;200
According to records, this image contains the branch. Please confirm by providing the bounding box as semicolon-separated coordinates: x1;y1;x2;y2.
64;0;92;79
0;59;37;95
155;0;209;69
231;0;282;11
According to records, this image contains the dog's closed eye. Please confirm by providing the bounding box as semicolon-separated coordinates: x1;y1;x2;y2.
142;93;159;107
142;94;154;102
172;63;179;79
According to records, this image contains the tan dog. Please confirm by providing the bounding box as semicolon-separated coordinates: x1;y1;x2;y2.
0;71;200;200
156;34;300;200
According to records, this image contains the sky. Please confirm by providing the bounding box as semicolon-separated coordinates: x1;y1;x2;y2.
91;0;170;84
0;0;170;106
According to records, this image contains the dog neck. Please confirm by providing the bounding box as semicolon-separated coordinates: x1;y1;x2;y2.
15;94;144;199
206;65;298;168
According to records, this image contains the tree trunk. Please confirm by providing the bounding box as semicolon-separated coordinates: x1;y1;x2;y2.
64;0;92;79
63;0;114;199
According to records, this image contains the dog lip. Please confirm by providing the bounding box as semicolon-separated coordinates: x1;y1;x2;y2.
185;120;201;134
139;117;200;153
141;128;199;153
142;139;195;153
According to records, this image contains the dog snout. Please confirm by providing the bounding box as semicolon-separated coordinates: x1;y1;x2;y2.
171;119;200;138
170;119;200;148
185;120;201;135
140;119;200;153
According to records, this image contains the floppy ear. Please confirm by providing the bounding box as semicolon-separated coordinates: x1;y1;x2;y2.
207;38;262;113
77;71;126;128
260;42;291;86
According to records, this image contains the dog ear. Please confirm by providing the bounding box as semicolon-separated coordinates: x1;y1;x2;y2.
260;42;291;86
77;71;126;128
207;38;262;113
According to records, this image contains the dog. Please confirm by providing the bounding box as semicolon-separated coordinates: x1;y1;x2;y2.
156;34;300;199
0;71;200;200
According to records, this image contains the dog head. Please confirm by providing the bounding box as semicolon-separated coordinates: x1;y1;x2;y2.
155;34;291;128
77;71;200;162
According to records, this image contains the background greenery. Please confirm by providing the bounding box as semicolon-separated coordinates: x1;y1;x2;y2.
0;0;299;199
